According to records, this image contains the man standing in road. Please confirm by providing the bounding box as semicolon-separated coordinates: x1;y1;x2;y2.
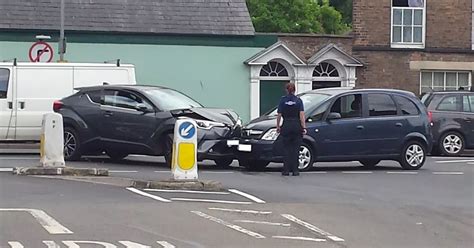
276;83;306;176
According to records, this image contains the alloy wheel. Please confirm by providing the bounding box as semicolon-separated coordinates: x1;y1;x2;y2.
442;134;463;154
405;144;424;167
298;145;312;170
64;131;77;158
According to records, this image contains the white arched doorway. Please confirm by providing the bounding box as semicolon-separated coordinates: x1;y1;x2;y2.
258;60;292;115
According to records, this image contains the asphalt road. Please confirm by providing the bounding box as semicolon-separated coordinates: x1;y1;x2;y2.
0;154;473;248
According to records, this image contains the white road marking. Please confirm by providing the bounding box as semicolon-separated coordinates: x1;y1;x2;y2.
154;171;170;173
305;171;328;174
208;207;272;215
436;159;474;164
272;236;327;242
171;198;252;205
235;220;291;227
228;189;266;204
126;187;171;203
0;208;73;234
203;171;234;174
342;171;373;174
143;189;230;195
7;242;24;248
109;170;138;173
386;171;418;174
0;168;13;172
469;162;474;165
432;172;464;175
281;214;344;242
191;211;265;239
156;241;176;248
63;241;116;247
43;241;61;248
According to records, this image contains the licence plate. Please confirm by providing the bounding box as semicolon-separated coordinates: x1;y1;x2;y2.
227;140;240;146
238;144;252;152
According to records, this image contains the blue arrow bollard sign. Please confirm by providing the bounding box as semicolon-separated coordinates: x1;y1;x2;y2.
178;121;196;139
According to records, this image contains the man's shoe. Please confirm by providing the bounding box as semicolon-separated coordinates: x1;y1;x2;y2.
292;172;300;176
282;172;290;176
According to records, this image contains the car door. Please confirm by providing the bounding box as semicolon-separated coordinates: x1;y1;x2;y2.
100;89;158;153
314;93;369;158
0;67;14;140
362;93;407;155
462;94;474;148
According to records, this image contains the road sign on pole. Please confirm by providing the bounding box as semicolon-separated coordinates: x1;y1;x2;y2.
172;119;198;180
29;41;54;62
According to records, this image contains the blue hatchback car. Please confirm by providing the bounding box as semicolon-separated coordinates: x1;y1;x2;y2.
237;88;433;171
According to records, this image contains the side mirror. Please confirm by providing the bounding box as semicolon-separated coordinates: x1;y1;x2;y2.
327;112;342;121
136;103;150;112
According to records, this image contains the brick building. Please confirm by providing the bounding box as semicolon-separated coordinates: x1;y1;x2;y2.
352;0;474;94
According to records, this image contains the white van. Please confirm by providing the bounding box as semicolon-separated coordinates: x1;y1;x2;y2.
0;62;136;141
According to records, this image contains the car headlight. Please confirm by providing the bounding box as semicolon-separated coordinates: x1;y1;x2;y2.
261;128;279;141
195;120;226;130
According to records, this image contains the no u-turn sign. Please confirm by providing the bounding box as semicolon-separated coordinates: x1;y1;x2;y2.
29;41;54;62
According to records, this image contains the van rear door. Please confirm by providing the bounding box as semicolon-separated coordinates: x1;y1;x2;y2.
0;67;14;140
14;66;74;140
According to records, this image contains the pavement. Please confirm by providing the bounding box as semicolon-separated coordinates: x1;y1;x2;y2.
0;154;473;248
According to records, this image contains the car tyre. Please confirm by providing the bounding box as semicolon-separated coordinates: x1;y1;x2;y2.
106;150;129;161
63;127;81;161
298;143;314;171
359;159;380;169
439;131;465;156
239;159;269;171
399;140;426;170
214;158;233;168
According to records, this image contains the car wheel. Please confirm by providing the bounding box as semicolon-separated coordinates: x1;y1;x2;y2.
63;127;81;161
359;159;380;169
399;141;426;170
106;150;129;161
439;132;465;156
239;159;269;171
214;158;233;168
298;143;314;171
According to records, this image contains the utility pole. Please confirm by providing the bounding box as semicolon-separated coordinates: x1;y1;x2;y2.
59;0;65;61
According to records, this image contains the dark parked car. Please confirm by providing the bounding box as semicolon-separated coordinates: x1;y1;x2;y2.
54;85;242;167
236;88;432;171
421;90;474;156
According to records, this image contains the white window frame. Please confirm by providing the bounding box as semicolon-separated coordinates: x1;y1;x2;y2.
471;0;474;50
391;2;426;49
419;71;472;94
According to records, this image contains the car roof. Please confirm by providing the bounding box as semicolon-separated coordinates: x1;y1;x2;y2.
305;87;416;97
76;84;170;92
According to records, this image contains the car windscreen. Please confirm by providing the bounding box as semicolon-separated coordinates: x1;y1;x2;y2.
145;88;203;111
266;93;331;116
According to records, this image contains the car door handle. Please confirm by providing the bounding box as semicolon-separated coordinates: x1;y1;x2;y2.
396;122;403;127
356;125;364;130
7;101;12;109
104;111;114;117
18;101;25;109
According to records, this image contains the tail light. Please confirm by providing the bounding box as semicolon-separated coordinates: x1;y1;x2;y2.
427;111;433;125
53;100;63;112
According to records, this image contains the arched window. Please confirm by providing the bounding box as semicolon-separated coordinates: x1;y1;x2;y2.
313;62;339;77
260;61;289;77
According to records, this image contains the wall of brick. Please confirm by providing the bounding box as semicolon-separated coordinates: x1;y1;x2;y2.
278;35;353;59
426;0;472;49
353;50;474;94
353;0;391;46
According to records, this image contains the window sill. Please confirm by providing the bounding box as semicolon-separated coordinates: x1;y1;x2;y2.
391;43;425;49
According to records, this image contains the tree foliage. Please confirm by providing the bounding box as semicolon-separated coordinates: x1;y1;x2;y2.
246;0;350;34
329;0;352;24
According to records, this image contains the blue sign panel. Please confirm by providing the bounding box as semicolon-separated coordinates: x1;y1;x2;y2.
178;121;196;139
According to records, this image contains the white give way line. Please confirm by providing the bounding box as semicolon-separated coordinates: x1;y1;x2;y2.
282;214;345;242
8;241;176;248
0;208;73;234
436;159;474;163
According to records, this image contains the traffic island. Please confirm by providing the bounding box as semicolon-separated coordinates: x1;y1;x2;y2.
132;179;225;191
13;167;109;176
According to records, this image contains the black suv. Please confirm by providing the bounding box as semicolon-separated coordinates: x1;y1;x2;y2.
422;90;474;156
54;85;241;167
